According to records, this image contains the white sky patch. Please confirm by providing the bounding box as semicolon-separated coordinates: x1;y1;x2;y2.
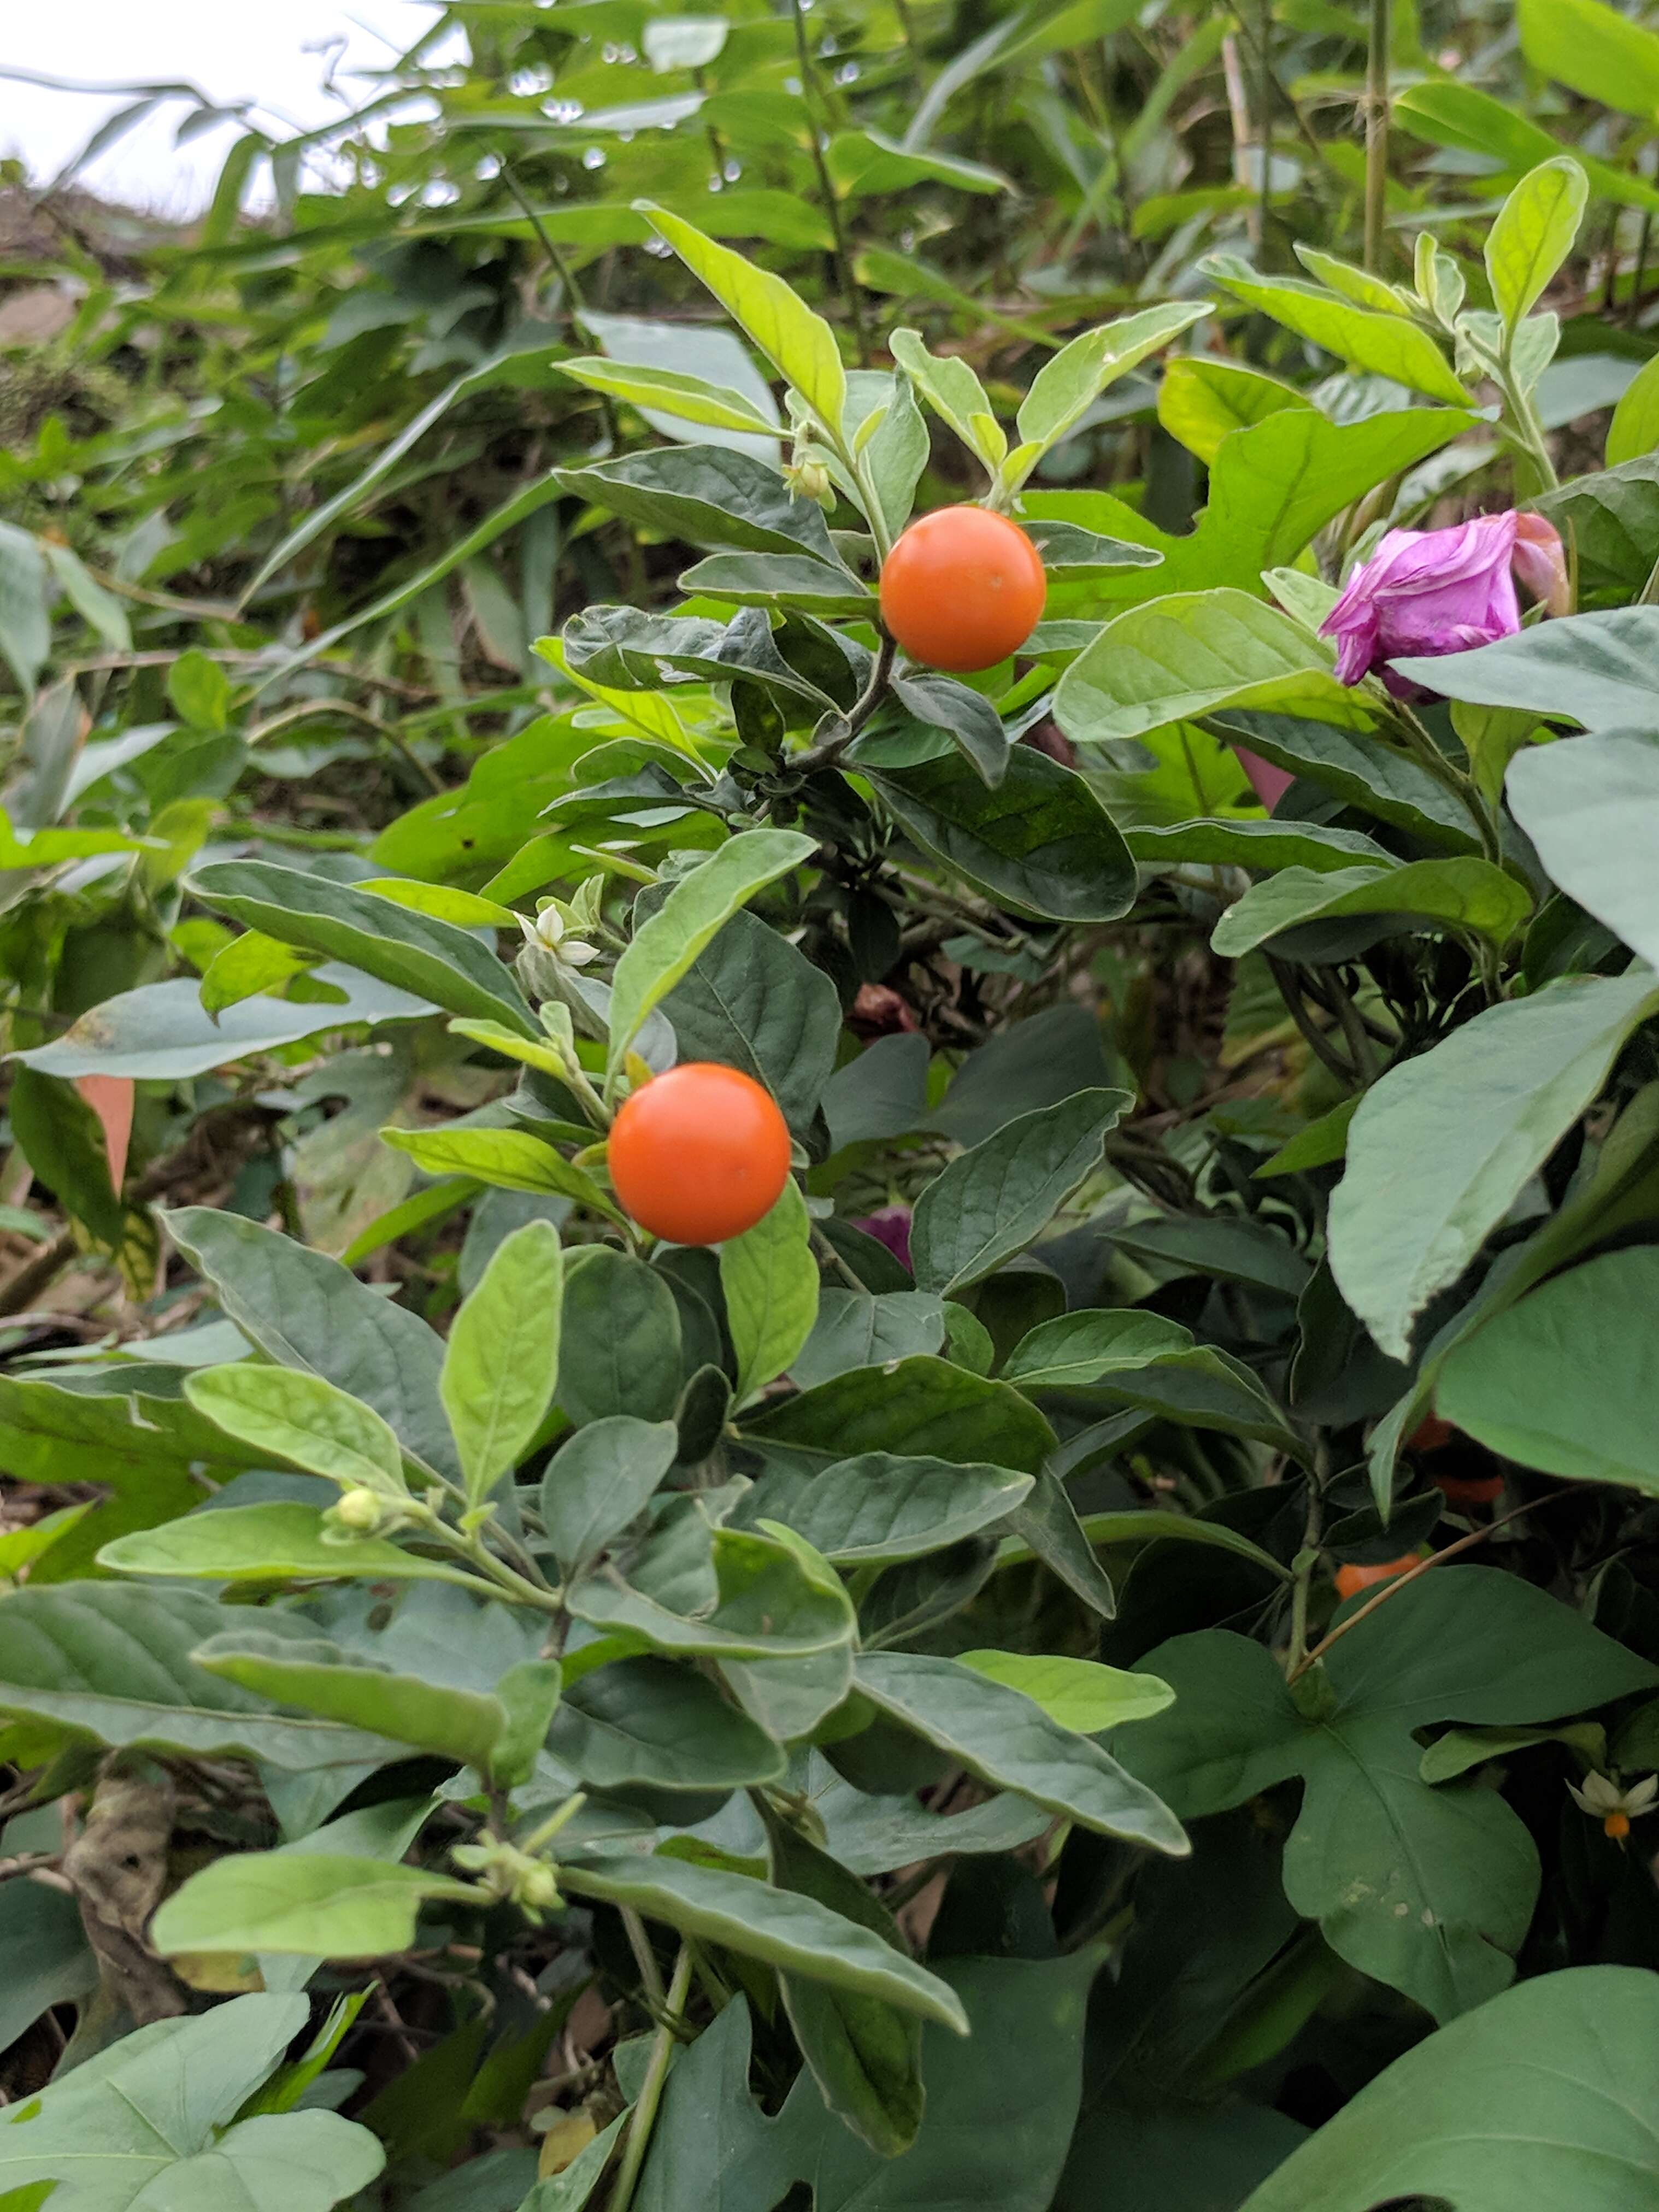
0;2;451;215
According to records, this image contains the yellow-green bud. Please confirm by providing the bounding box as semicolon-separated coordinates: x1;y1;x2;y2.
333;1487;383;1532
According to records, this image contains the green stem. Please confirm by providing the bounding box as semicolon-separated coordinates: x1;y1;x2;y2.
1389;701;1503;866
609;1946;693;2212
1364;0;1390;273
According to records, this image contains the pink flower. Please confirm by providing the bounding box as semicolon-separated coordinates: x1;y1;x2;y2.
854;1205;912;1273
1233;748;1296;811
1511;512;1571;617
1321;514;1521;692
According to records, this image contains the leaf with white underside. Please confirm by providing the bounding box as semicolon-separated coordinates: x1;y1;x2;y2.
1327;971;1659;1361
854;1650;1188;1853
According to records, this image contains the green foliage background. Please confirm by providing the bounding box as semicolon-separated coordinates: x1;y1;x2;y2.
6;2;1659;2207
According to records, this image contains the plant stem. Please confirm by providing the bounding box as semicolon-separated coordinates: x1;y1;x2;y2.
792;630;896;774
1289;1486;1578;1682
609;1945;693;2212
622;1907;667;2010
1363;0;1390;273
790;0;870;367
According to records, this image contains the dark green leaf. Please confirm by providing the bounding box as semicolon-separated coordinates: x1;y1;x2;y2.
188;860;536;1035
855;1652;1186;1852
1212;710;1481;851
0;1585;397;1768
854;735;1137;923
1212;858;1532;957
734;1450;1031;1562
1113;1568;1657;2019
1239;1965;1659;2211
750;1355;1057;1474
911;1089;1130;1295
661;909;841;1137
552;445;842;561
558;1250;684;1425
792;1290;946;1389
548;1655;785;1791
561;1853;968;2031
539;1416;679;1573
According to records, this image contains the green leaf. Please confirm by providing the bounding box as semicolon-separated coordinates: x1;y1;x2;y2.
195;1632;517;1772
1391;607;1659;728
655;910;840;1139
1535;457;1659;603
0;1584;398;1769
720;1179;818;1402
1238;1965;1659;2211
0;520;50;695
911;1089;1129;1296
1607;355;1659;466
0;1993;385;2210
888;330;1007;472
1114;1568;1656;2020
199;929;319;1016
381;1128;622;1222
1002;1308;1201;1391
680;551;874;617
1327;970;1659;1361
1395;79;1659;214
98;1503;483;1588
855;1651;1187;1852
637;202;847;438
561;1852;968;2032
736;1451;1032;1563
763;1809;924;2158
11;966;433;1083
1293;245;1416;316
1211;858;1532;958
750;1355;1057;1474
187;859;534;1036
1128;817;1395;875
827;127;1009;200
632;1956;1095;2212
1202;254;1471;404
1057;591;1362;746
185;1365;409;1497
791;1291;946;1390
1486;157;1589;329
164;1207;457;1480
608;832;817;1083
539;1415;679;1574
558;355;779;437
1517;0;1659;120
1212;711;1481;851
552;445;840;562
1155;357;1312;467
1437;1246;1659;1492
0;1374;268;1582
580;307;783;461
853;733;1137;922
0;1881;96;2061
1508;729;1659;970
152;1853;480;1960
567;1525;856;1660
548;1654;784;1792
557;1249;683;1425
956;1650;1173;1732
1010;304;1210;478
442;1219;564;1504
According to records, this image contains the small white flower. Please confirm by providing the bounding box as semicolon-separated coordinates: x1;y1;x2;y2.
521;905;601;969
1568;1771;1658;1838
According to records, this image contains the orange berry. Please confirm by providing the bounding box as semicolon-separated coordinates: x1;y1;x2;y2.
608;1062;791;1246
1334;1552;1420;1601
878;506;1047;673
